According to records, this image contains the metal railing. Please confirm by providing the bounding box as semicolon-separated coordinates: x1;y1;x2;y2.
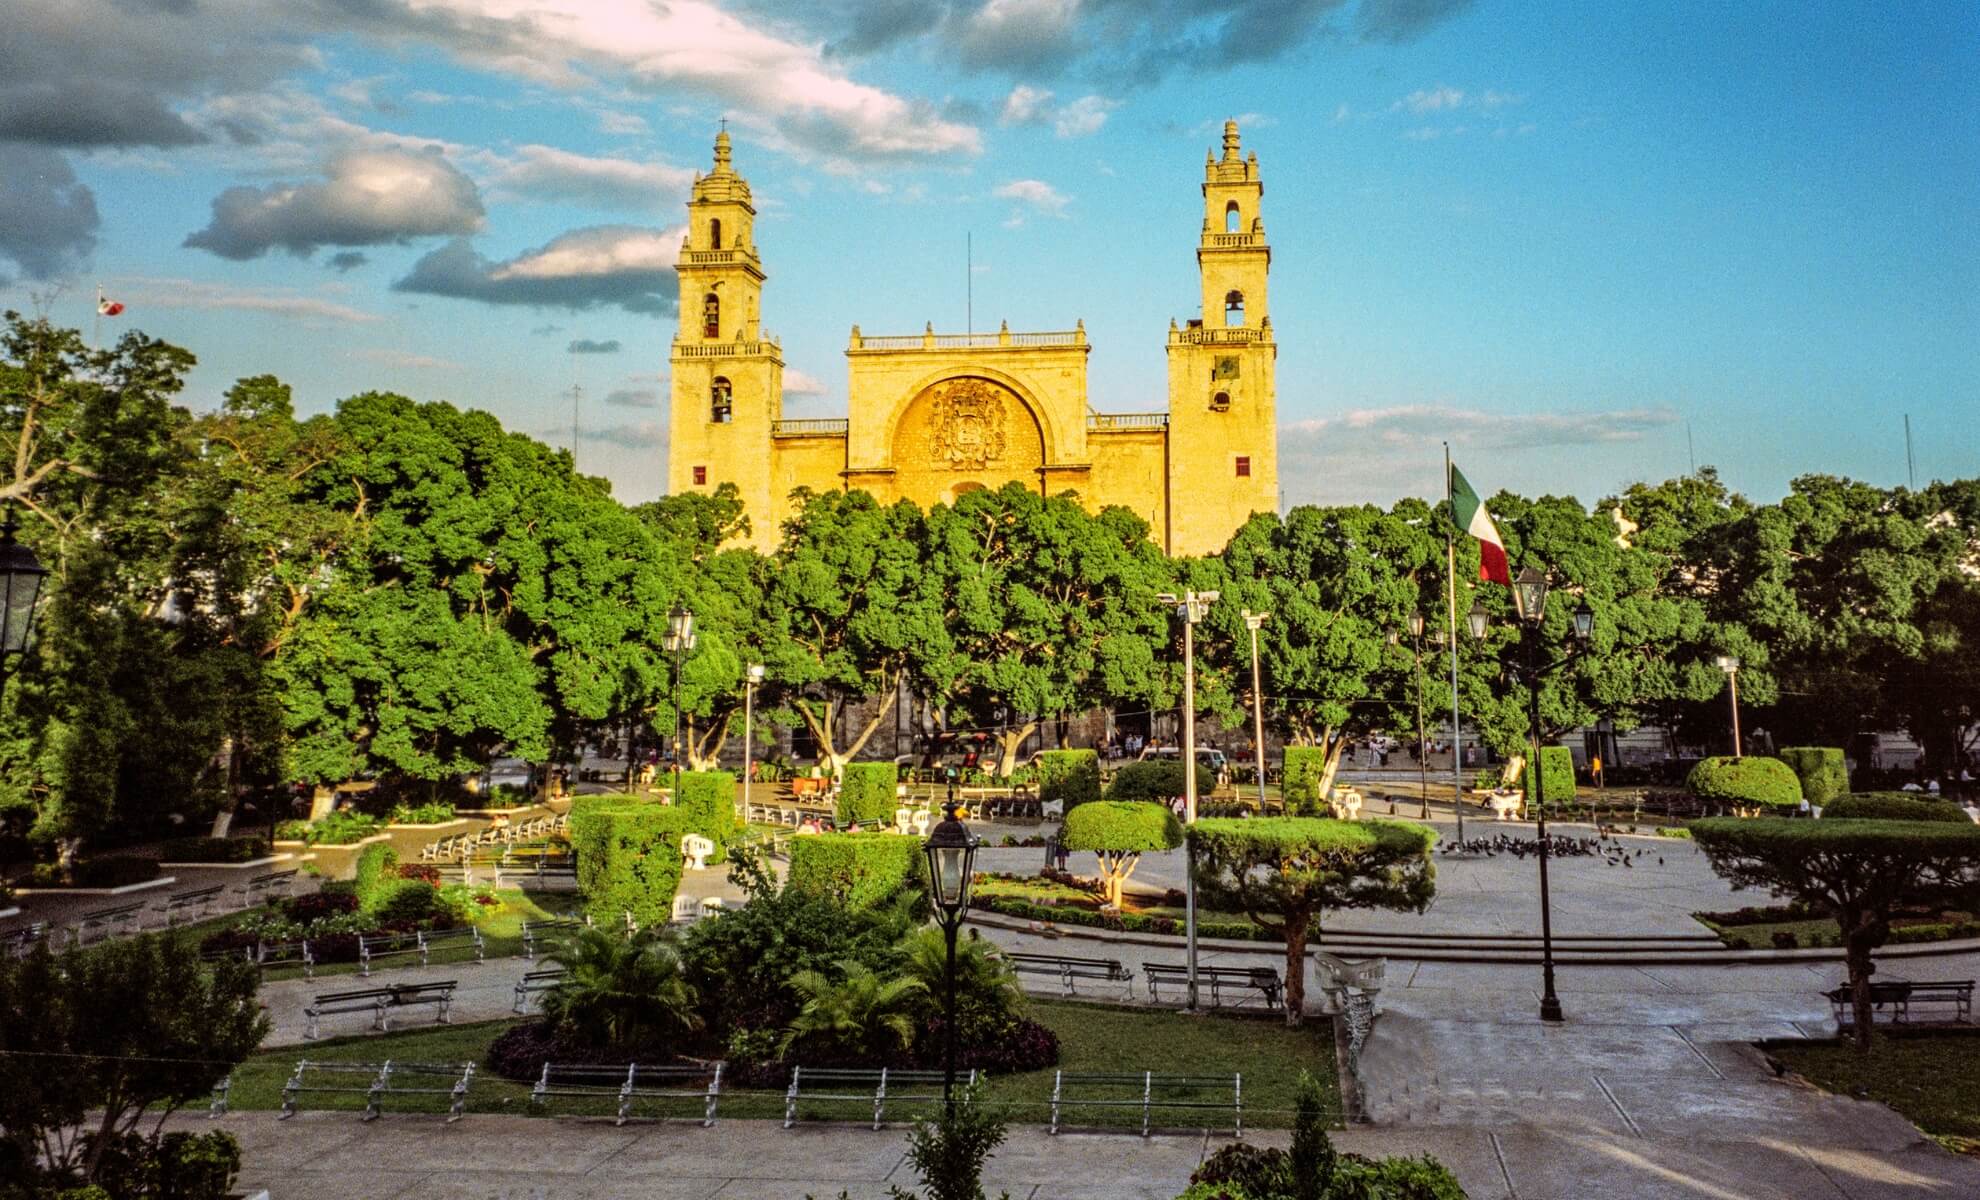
1204;232;1261;247
850;328;1086;351
674;339;780;358
1087;412;1169;431
1169;326;1268;346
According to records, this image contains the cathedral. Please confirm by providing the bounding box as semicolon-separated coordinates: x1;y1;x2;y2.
665;121;1280;556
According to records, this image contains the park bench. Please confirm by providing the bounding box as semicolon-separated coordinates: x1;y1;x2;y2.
521;918;587;960
1048;1070;1245;1137
73;902;147;945
209;1073;232;1118
253;938;316;977
234;869;298;906
357;926;484;975
280;1059;475;1121
2;922;49;957
512;967;566;1013
1826;979;1975;1028
304;979;458;1039
156;884;227;926
1006;952;1135;999
1143;962;1283;1010
531;1062;725;1125
783;1066;978;1130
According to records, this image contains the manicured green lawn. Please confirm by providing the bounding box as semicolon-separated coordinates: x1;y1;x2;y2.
1769;1034;1980;1149
229;999;1342;1129
1699;916;1838;949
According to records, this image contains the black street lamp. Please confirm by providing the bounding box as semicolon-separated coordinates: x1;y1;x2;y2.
662;606;697;796
0;507;47;694
923;796;979;1120
1469;565;1593;1024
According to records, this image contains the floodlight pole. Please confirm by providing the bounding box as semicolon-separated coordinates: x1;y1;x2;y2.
1243;609;1270;814
1159;589;1218;1011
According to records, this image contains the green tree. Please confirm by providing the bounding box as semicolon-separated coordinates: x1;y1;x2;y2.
1058;800;1183;906
0;933;268;1185
780;959;926;1061
921;484;1170;775
1688;817;1980;1050
1190;818;1435;1027
766;489;944;771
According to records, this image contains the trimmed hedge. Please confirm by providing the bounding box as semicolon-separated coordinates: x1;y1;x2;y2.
353;843;399;912
1281;747;1329;816
1521;746;1577;809
674;770;738;861
1038;749;1101;810
837;761;899;826
156;836;268;863
1687;755;1803;809
785;833;930;917
1059;801;1183;853
1105;759;1212;804
1824;793;1972;823
569;804;694;928
1777;746;1849;807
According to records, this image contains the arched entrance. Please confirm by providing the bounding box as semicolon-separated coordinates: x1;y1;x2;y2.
888;376;1045;510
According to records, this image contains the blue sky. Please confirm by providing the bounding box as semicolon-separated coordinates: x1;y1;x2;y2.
3;1;1974;508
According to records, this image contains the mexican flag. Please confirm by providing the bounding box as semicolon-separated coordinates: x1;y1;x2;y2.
1450;463;1511;585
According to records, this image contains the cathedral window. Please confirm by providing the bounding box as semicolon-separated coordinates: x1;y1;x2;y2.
703;292;720;338
1225;201;1240;233
1210;391;1231;412
693;466;707;485
1224;290;1245;327
711;377;733;423
710;218;722;249
1235;456;1251;478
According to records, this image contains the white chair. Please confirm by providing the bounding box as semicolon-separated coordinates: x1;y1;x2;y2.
1329;787;1363;821
894;806;914;835
680;833;714;871
700;896;726;917
1040;798;1065;820
670;894;700;924
910;810;932;837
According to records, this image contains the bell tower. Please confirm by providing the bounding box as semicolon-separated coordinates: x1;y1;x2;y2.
668;128;784;520
1164;119;1278;555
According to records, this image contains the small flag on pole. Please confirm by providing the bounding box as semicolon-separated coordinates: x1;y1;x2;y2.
97;296;124;317
1450;462;1511;585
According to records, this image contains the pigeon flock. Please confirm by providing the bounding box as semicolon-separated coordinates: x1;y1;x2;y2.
1440;832;1665;868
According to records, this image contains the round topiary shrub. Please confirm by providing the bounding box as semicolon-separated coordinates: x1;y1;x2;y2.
1823;793;1972;823
1686;756;1802;811
1104;759;1211;803
1777;747;1849;807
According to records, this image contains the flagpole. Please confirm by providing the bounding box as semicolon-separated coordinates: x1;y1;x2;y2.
93;283;102;350
1445;442;1464;845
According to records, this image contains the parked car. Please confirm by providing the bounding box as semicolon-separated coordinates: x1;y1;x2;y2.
1137;745;1229;774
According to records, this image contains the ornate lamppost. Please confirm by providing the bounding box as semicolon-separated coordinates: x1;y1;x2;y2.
923;797;979;1119
1469;566;1593;1023
0;509;47;695
662;606;697;796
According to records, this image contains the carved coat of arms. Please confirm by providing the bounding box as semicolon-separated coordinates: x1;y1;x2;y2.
926;378;1007;469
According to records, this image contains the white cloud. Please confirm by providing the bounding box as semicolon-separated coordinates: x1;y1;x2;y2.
1000;84;1053;126
395;0;980;162
183;147;484;259
595;108;649;135
994;178;1068;216
1481;90;1523;108
354;348;463;370
1397;85;1465;114
113;276;381;324
784;367;830;395
393;223;685;314
1402;127;1440;141
488;144;693;212
1332;103;1351;125
1053;95;1115;139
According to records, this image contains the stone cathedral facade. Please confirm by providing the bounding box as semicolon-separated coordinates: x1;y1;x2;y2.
665;121;1279;556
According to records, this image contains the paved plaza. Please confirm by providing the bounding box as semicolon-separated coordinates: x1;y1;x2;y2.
195;814;1980;1197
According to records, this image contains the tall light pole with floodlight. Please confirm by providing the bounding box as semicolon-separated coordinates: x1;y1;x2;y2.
1157;588;1217;1011
1714;654;1742;758
1242;608;1270;814
1389;612;1435;820
743;663;765;814
923;797;979;1120
663;606;697;796
1469;566;1593;1024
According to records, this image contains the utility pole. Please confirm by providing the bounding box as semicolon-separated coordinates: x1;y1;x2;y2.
1159;589;1218;1011
1243;609;1270;814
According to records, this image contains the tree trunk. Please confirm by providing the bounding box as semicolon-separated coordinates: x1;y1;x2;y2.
1843;912;1879;1053
308;785;336;821
1313;734;1349;806
996;722;1038;777
209;734;241;838
1282;909;1311;1028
